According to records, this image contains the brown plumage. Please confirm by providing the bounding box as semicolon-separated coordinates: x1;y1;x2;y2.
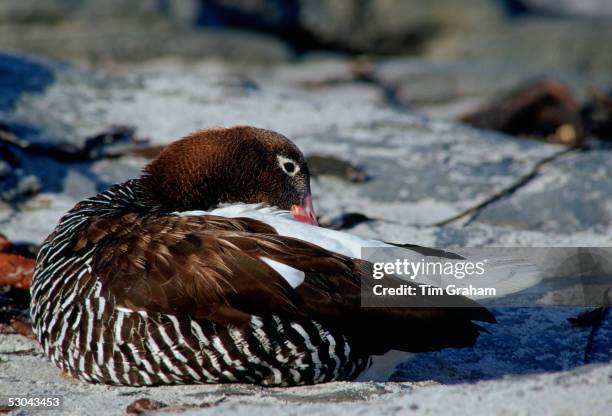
141;126;311;212
31;126;495;387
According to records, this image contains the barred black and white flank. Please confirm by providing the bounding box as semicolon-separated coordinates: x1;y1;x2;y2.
31;126;495;386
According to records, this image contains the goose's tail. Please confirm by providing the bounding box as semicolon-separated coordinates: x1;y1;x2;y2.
383;244;542;300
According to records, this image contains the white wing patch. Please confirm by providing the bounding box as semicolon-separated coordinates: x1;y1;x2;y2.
175;204;389;259
260;257;305;288
355;350;413;382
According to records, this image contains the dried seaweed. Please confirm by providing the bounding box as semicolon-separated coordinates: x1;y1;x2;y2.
461;80;584;146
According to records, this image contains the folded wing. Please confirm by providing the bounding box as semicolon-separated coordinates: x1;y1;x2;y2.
78;213;494;356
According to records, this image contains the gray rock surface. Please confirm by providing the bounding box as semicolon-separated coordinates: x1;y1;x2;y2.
0;0;197;24
3;0;612;78
519;0;612;17
427;17;612;80
0;52;611;415
475;149;612;234
3;52;611;244
373;58;603;116
297;0;501;54
1;335;610;416
0;0;291;65
0;22;292;66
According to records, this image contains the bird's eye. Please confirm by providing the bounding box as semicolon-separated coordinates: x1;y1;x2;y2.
283;162;295;173
277;155;300;177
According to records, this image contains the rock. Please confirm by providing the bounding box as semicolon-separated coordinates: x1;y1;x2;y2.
0;21;292;66
297;0;501;54
0;0;198;25
306;154;370;183
195;0;501;54
472;149;612;234
0;0;289;66
0;54;54;110
2;51;612;244
427;17;612;79
0;1;293;65
373;58;542;115
1;333;610;415
2;52;570;237
515;0;612;17
0;145;43;203
373;57;612;121
270;55;357;87
197;0;300;31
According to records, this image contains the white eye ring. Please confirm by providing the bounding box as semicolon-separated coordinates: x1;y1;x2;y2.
277;155;300;177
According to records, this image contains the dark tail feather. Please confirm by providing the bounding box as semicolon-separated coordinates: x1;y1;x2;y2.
348;261;496;355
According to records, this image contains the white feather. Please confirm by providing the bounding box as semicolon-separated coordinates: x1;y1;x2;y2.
206;204;390;258
260;257;305;288
355;350;413;382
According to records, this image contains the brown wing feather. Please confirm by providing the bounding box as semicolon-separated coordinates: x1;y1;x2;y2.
78;213;494;354
222;234;496;354
79;214;301;324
